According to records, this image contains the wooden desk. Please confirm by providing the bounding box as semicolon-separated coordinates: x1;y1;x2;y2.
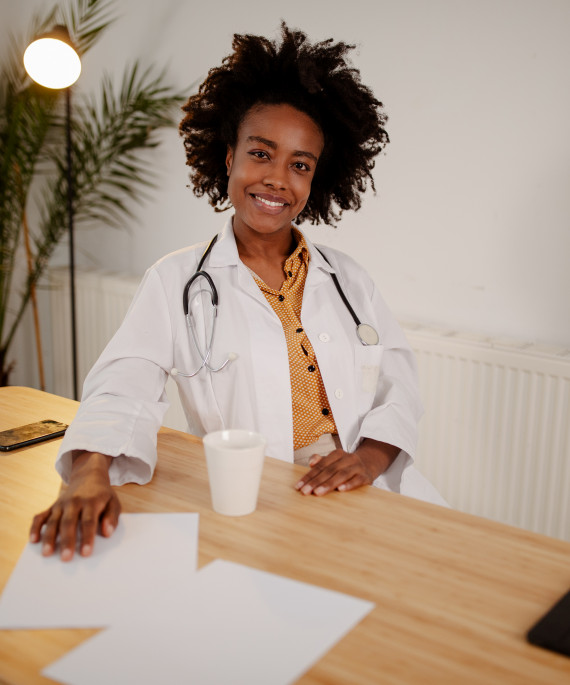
1;386;569;684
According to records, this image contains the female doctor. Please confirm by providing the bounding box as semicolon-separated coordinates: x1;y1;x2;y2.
31;24;446;561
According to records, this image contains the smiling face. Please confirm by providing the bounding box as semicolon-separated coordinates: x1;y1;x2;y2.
225;103;324;242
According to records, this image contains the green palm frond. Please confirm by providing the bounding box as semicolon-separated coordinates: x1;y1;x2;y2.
60;0;116;55
0;0;186;382
36;62;183;252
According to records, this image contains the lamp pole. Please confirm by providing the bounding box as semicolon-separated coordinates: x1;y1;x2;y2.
24;26;81;399
65;87;78;400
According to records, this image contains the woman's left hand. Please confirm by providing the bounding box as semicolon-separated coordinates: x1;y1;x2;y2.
294;438;400;496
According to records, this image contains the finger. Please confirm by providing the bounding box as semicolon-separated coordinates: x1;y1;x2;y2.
58;504;82;562
100;495;121;538
304;453;369;496
312;466;360;496
337;473;366;492
39;507;63;557
297;452;350;495
295;451;343;492
78;504;100;557
29;508;52;544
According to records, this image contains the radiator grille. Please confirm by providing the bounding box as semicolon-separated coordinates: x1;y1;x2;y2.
407;327;570;540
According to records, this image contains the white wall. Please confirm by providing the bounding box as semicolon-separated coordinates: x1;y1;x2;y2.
5;0;570;390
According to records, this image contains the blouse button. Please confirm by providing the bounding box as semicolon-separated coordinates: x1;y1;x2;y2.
296;328;303;333
322;408;330;416
288;271;293;278
335;389;343;399
308;365;315;372
278;295;285;302
319;333;330;343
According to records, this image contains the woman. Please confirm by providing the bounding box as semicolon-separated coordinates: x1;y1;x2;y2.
31;24;446;561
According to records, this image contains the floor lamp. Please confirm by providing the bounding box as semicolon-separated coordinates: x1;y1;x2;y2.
24;26;82;400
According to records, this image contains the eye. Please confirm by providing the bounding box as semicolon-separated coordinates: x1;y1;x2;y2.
292;161;311;173
249;150;270;160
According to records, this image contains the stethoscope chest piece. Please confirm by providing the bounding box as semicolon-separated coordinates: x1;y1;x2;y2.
316;248;380;347
357;323;379;346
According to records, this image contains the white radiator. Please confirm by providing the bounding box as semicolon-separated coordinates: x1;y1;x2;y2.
405;326;570;541
49;268;570;541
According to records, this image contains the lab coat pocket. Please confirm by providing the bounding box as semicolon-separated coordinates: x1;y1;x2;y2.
354;344;384;416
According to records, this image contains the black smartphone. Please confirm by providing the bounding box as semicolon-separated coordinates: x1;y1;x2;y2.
527;589;570;657
0;419;68;452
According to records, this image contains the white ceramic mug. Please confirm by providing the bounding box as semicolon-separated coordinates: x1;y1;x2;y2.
203;429;266;516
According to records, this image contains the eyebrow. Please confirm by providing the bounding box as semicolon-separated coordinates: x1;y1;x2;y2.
246;136;319;164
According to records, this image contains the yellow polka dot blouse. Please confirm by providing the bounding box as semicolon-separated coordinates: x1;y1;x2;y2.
250;229;338;450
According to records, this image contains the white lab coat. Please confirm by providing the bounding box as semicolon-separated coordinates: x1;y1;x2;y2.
56;217;447;506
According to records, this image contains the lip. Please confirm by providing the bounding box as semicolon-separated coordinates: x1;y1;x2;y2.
250;193;289;205
250;192;290;209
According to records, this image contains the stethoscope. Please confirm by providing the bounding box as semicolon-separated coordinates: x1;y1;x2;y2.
171;234;379;378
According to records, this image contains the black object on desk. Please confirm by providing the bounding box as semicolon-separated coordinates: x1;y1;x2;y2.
527;589;570;657
0;419;68;452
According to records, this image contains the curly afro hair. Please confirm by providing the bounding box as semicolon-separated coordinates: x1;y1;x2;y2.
179;23;389;225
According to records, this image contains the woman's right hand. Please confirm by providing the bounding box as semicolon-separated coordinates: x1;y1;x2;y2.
29;451;121;562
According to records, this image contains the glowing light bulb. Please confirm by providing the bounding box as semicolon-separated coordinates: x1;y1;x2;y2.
24;37;81;89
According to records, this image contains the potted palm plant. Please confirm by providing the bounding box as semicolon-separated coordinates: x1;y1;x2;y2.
0;0;184;385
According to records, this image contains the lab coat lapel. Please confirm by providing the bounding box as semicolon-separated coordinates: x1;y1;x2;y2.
208;217;279;313
207;217;293;459
300;232;359;452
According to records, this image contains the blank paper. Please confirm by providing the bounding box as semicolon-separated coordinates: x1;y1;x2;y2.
0;512;199;629
43;559;374;685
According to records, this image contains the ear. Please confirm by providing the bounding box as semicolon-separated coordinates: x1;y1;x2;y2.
225;145;234;176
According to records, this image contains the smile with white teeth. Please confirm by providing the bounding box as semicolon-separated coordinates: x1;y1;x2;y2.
253;195;286;207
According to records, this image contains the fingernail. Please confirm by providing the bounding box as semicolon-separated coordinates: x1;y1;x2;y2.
81;544;92;556
30;533;38;543
294;481;303;490
314;486;326;496
301;485;312;495
60;548;73;561
42;543;52;556
104;523;115;536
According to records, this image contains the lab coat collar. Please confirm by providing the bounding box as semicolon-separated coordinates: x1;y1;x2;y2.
303;235;336;275
206;214;336;276
206;216;240;267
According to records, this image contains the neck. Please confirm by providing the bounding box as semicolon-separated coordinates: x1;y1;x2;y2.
233;221;296;262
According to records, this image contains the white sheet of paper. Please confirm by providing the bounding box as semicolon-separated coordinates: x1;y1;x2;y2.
43;559;374;685
0;512;199;629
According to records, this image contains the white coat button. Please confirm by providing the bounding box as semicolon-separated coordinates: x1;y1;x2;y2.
319;332;330;342
335;389;343;399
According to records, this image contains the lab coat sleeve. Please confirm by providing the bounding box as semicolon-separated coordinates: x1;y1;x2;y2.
357;280;423;459
338;262;447;505
55;267;173;486
315;246;425;487
351;277;442;499
316;247;423;459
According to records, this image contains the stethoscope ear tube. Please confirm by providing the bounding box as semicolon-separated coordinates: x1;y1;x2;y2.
183;235;220;315
183;270;218;314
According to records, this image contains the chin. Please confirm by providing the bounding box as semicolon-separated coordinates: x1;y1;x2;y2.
247;214;295;234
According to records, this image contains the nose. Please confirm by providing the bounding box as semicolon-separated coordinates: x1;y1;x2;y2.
263;162;287;190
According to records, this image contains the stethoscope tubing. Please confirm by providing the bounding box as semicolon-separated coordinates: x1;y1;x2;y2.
177;232;380;378
314;247;380;346
183;235;220;315
314;248;361;329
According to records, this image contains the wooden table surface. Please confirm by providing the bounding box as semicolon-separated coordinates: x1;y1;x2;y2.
0;386;569;684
